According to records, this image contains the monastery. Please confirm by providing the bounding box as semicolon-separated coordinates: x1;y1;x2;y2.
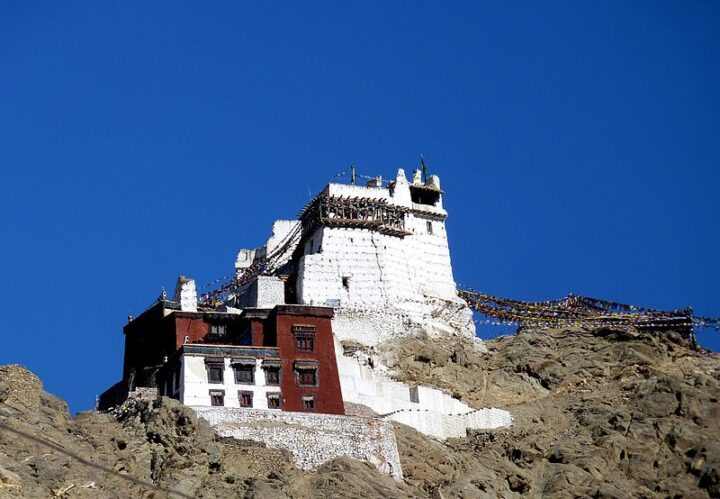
100;167;512;477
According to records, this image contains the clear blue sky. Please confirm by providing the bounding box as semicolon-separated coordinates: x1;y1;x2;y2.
1;2;718;413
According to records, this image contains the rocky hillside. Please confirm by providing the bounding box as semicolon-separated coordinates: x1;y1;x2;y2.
385;327;720;498
1;326;718;498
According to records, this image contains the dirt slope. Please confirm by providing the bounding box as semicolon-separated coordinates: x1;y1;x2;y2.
384;327;720;498
1;326;718;498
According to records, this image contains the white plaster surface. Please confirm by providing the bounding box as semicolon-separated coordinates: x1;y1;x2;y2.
193;407;403;480
232;170;477;346
336;344;512;441
180;356;281;410
236;220;302;277
294;170;476;346
174;278;198;312
238;276;285;309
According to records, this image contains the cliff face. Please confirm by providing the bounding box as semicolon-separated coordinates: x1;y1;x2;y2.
1;326;718;498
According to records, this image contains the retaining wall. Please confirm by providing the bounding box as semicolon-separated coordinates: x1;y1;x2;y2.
192;407;403;480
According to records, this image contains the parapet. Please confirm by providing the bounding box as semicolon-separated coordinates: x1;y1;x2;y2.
173;276;197;312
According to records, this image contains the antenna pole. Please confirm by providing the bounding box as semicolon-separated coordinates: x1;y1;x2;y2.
420;154;428;183
350;164;357;185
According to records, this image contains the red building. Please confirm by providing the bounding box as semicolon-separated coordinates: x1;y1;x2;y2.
100;298;344;415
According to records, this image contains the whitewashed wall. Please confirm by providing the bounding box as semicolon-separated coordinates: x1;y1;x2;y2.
336;346;512;441
296;170;476;346
238;276;285;309
180;356;281;409
193;407;403;480
236;220;301;277
384;407;512;440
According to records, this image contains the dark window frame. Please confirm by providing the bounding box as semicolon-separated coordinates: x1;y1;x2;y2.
238;390;253;408
233;364;255;385
296;367;318;387
292;325;316;353
266;392;282;409
301;394;317;412
206;363;224;384
210;324;227;338
209;390;225;406
263;366;281;386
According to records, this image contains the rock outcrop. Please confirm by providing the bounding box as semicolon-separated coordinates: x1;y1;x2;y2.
387;327;720;498
1;326;719;498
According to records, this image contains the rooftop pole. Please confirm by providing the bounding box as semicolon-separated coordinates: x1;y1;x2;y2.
420;154;428;183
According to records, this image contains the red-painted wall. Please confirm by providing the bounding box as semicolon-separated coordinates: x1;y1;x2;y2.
174;316;209;349
121;303;344;416
250;319;264;346
274;306;345;415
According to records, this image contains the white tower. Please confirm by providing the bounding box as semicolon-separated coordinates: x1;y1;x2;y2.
294;169;475;345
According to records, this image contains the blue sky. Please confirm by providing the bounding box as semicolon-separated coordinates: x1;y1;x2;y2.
1;2;718;413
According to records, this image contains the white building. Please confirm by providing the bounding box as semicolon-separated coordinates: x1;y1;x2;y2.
236;168;477;346
162;344;283;410
226;169;510;440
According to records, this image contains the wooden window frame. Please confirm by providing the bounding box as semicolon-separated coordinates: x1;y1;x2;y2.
238;390;253;408
263;366;281;386
296;367;318;387
292;325;316;353
266;393;282;409
209;390;225;407
206;364;224;384
301;394;317;412
233;364;255;385
210;324;227;338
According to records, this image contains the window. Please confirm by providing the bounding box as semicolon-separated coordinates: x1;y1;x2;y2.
302;395;316;412
296;335;314;352
210;324;227;337
292;325;316;352
264;367;280;386
206;363;224;384
297;368;318;387
234;364;255;384
267;393;281;409
409;386;419;403
342;276;350;290
426;221;433;234
410;187;441;206
210;390;225;406
238;391;253;408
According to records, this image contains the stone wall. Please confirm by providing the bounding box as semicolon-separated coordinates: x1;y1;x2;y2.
296;216;475;345
238;276;286;309
381;407;513;440
192;407;403;480
337;345;512;440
